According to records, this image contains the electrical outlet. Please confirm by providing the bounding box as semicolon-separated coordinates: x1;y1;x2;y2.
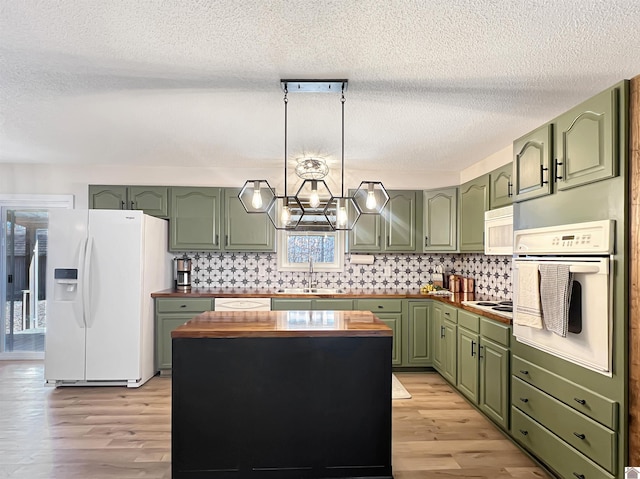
385;265;392;277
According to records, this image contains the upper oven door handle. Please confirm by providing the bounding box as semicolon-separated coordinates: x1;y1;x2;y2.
513;256;609;275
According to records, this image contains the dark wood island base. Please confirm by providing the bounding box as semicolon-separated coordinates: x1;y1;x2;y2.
171;310;393;479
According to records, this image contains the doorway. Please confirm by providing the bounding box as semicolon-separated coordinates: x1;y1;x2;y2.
0;195;73;359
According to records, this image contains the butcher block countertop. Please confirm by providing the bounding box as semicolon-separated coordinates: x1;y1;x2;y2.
171;310;393;338
153;288;512;325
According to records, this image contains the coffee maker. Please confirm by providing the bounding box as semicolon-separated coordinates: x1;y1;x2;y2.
174;258;192;292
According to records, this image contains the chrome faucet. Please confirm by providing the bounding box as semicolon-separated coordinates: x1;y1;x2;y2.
308;256;316;289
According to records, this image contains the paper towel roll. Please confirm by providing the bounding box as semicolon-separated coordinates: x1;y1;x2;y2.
350;254;375;265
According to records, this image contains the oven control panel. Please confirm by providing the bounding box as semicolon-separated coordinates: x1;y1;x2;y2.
514;219;614;255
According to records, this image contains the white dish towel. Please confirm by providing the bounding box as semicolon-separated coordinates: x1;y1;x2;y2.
514;263;544;329
539;264;573;337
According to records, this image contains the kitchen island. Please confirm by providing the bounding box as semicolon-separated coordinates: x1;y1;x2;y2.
171;310;393;479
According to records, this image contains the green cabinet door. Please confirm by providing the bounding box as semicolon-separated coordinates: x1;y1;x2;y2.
457;327;479;403
479;338;510;430
407;302;432;365
223;188;275;252
377;313;402;366
458;175;489;252
432;308;444;372
157;316;191;370
349;213;382;252
513;124;553;202
442;318;457;384
129;186;169;217
384;190;422;252
489;163;513;209
170;187;221;251
312;299;354;310
555;84;620;191
89;185;127;210
423;187;457;251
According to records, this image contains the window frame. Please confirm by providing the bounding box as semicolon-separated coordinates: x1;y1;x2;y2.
276;230;345;272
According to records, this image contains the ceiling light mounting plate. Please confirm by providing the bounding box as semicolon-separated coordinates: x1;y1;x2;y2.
281;79;348;93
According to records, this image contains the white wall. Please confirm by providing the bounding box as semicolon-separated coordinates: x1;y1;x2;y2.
459;145;512;184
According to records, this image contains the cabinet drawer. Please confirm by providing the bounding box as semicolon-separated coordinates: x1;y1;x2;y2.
440;304;458;323
512;407;614;479
458;309;479;332
512;377;616;473
156;298;214;313
513;356;617;429
480;317;510;347
313;299;354;310
355;299;403;313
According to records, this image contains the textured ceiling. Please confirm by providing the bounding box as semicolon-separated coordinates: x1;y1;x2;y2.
1;0;640;180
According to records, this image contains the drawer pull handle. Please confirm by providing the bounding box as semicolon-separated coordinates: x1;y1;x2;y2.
573;474;585;479
519;370;529;375
440;325;445;338
377;305;383;309
180;304;187;308
518;429;528;436
444;312;450;316
519;397;529;403
471;340;476;357
574;398;586;405
573;432;586;440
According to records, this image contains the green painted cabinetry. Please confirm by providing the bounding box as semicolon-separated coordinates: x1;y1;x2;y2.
155;297;214;372
271;298;354;311
432;302;457;384
478;335;510;429
89;185;169;217
170;187;222;251
170;187;275;252
489;163;513;209
458;175;489;252
406;301;432;366
514;81;627;203
223;188;275;252
350;190;423;253
423;187;457;252
355;299;404;366
457;312;480;403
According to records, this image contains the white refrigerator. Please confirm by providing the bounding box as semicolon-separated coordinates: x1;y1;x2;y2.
45;209;172;387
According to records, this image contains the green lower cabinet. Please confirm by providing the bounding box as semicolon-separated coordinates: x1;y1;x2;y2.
155;298;214;371
479;338;510;430
407;301;432;366
441;319;457;384
457;327;480;403
271;299;312;310
377;313;402;366
432;302;457;384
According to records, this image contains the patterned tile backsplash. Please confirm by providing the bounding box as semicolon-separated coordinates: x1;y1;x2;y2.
180;252;513;300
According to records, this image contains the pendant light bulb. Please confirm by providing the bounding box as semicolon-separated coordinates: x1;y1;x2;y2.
309;180;320;208
251;182;263;209
281;204;291;225
366;184;377;210
337;206;348;227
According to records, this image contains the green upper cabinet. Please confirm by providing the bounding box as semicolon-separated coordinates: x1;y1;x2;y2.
513;124;553;202
489;163;513;209
555;85;620;191
223;188;275;252
349;213;382;251
170;187;222;251
89;185;169;218
350;190;422;253
423;187;457;252
513;81;628;203
458;175;489;252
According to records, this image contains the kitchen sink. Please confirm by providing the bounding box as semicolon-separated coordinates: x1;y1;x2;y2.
275;288;346;294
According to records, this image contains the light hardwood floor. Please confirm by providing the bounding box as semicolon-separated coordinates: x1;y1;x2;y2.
0;362;550;479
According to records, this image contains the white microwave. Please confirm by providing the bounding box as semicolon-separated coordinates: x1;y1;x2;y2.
484;205;513;255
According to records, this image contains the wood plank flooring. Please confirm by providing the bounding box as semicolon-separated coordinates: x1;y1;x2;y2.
0;362;550;479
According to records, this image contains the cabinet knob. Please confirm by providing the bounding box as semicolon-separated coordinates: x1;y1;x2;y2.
519;397;529;403
573;397;586;405
573;432;586;440
518;429;528;436
519;369;529;375
180;304;187;308
377;305;383;309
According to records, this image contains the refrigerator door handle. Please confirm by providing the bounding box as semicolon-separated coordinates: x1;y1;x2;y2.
82;236;94;327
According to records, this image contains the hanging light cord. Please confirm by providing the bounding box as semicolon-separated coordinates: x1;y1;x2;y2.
284;85;289;199
341;84;345;198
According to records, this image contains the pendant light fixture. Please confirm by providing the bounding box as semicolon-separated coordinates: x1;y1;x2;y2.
239;79;389;231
